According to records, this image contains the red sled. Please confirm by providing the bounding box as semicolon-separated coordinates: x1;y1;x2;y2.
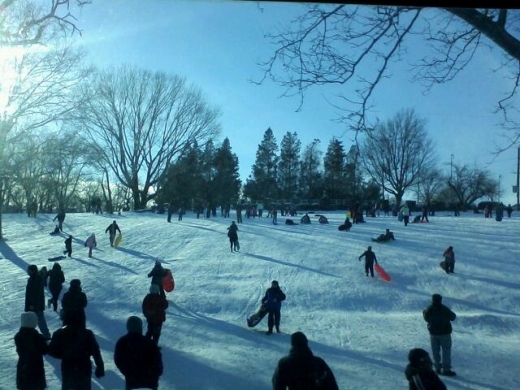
375;263;391;282
162;268;175;292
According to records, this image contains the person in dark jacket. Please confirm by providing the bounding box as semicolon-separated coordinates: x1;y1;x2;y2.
442;246;455;274
300;213;311;224
105;220;122;247
262;280;286;335
47;262;65;312
423;294;457;376
272;331;339;390
358;246;378;277
147;261;167;298
114;316;163;390
227;221;240;252
53;210;66;232
404;348;447;390
25;264;51;339
63;235;73;257
61;279;88;327
373;228;395;242
142;284;169;346
14;312;48;390
48;309;105;390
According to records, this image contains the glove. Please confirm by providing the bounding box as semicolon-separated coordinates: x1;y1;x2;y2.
95;365;105;378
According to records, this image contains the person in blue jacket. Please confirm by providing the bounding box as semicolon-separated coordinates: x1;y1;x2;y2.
262;280;286;335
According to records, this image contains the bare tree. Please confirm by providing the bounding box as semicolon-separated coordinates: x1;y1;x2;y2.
447;163;498;206
0;44;91;238
258;6;520;148
77;65;221;210
416;168;445;206
361;108;437;207
0;0;89;46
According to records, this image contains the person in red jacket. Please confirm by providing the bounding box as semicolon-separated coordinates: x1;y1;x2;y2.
142;284;169;345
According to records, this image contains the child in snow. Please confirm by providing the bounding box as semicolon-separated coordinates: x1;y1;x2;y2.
442;246;455;274
227;221;239;252
358;246;378;277
64;235;73;257
85;233;96;258
262;280;286;335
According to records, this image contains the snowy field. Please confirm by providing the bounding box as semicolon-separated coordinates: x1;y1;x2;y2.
0;209;518;390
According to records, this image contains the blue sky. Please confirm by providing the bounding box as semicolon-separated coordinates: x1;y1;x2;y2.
73;1;519;204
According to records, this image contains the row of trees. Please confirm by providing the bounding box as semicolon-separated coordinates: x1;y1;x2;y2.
243;109;500;210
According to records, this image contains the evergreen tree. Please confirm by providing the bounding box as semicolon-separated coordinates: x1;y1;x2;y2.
323;138;348;199
213;138;241;209
243;128;279;202
200;140;217;215
278;132;301;201
298;139;323;199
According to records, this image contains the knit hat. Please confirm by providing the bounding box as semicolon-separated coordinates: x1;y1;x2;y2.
291;331;308;348
150;284;160;294
408;348;432;367
27;264;38;275
432;293;442;304
70;279;81;288
20;312;38;328
271;280;279;287
126;316;143;333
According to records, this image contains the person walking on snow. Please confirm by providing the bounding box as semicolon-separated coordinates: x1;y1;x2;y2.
423;294;457;377
24;264;51;340
84;233;97;258
272;331;339;390
105;220;121;247
63;235;73;257
401;203;410;226
227;221;240;252
53;210;66;232
142;284;169;346
147;261;167;298
262;280;286;335
358;246;378;277
47;262;65;312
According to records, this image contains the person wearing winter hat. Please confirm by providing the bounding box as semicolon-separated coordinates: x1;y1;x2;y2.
15;312;49;390
47;262;65;312
272;331;339;390
147;261;167;298
423;294;457;377
24;264;51;339
115;315;163;390
405;348;447;390
262;280;286;335
142;284;169;345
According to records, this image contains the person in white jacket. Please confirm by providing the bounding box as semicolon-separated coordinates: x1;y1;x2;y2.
85;233;97;258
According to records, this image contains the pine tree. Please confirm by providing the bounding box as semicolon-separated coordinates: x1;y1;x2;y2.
213;138;241;209
243;128;279;202
323;138;348;200
278;132;301;201
298;139;323;199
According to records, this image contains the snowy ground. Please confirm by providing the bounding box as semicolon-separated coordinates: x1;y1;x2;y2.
0;209;518;390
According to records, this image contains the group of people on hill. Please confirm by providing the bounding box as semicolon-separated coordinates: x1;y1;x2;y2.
18;255;171;390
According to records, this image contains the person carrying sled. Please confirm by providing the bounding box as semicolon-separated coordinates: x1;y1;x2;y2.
105;220;122;247
262;280;286;335
148;261;167;298
15;312;49;390
358;246;378;277
405;348;447;390
343;217;352;232
227;221;240;252
47;262;65;312
423;294;457;377
442;246;455;274
115;315;163;390
142;284;169;346
85;233;97;258
272;331;339;390
63;235;73;257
